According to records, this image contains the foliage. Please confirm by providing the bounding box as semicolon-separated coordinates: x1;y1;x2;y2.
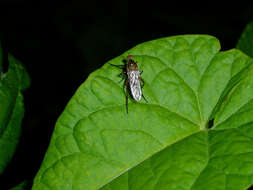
32;35;253;190
10;181;29;190
237;21;253;58
0;45;30;174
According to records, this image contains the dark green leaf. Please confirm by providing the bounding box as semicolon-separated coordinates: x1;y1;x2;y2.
237;21;253;57
0;51;30;174
10;180;29;190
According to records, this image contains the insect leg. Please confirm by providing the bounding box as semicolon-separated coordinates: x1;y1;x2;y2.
124;78;129;114
140;70;143;75
139;77;148;103
142;94;148;103
109;63;125;69
139;77;145;88
118;71;126;83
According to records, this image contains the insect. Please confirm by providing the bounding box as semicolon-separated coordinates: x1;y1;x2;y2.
110;55;147;113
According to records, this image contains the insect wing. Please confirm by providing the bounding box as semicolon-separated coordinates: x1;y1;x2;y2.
128;70;142;101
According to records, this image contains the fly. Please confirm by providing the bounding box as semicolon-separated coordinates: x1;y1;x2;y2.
110;55;147;113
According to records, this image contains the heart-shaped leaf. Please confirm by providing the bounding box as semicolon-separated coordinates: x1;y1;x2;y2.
33;35;253;190
0;48;30;174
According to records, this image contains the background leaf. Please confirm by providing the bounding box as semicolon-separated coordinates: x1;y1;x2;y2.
0;49;30;174
237;21;253;57
32;35;253;190
10;180;29;190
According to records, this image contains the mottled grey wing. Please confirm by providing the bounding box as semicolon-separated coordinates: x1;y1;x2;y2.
128;71;142;101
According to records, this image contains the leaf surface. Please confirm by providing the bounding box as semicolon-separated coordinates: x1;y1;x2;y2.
237;21;253;58
33;35;253;190
0;51;30;174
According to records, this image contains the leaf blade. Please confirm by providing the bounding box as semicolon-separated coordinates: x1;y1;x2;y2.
33;35;253;190
0;52;30;174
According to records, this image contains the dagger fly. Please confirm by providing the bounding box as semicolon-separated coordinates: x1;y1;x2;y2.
110;55;147;113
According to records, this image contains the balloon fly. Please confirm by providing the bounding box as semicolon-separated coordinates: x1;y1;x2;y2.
110;55;147;113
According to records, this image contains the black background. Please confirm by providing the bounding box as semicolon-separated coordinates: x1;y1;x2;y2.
1;0;253;189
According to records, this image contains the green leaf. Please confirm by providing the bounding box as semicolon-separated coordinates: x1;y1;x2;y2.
10;180;29;190
237;21;253;57
32;35;253;190
0;51;30;174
